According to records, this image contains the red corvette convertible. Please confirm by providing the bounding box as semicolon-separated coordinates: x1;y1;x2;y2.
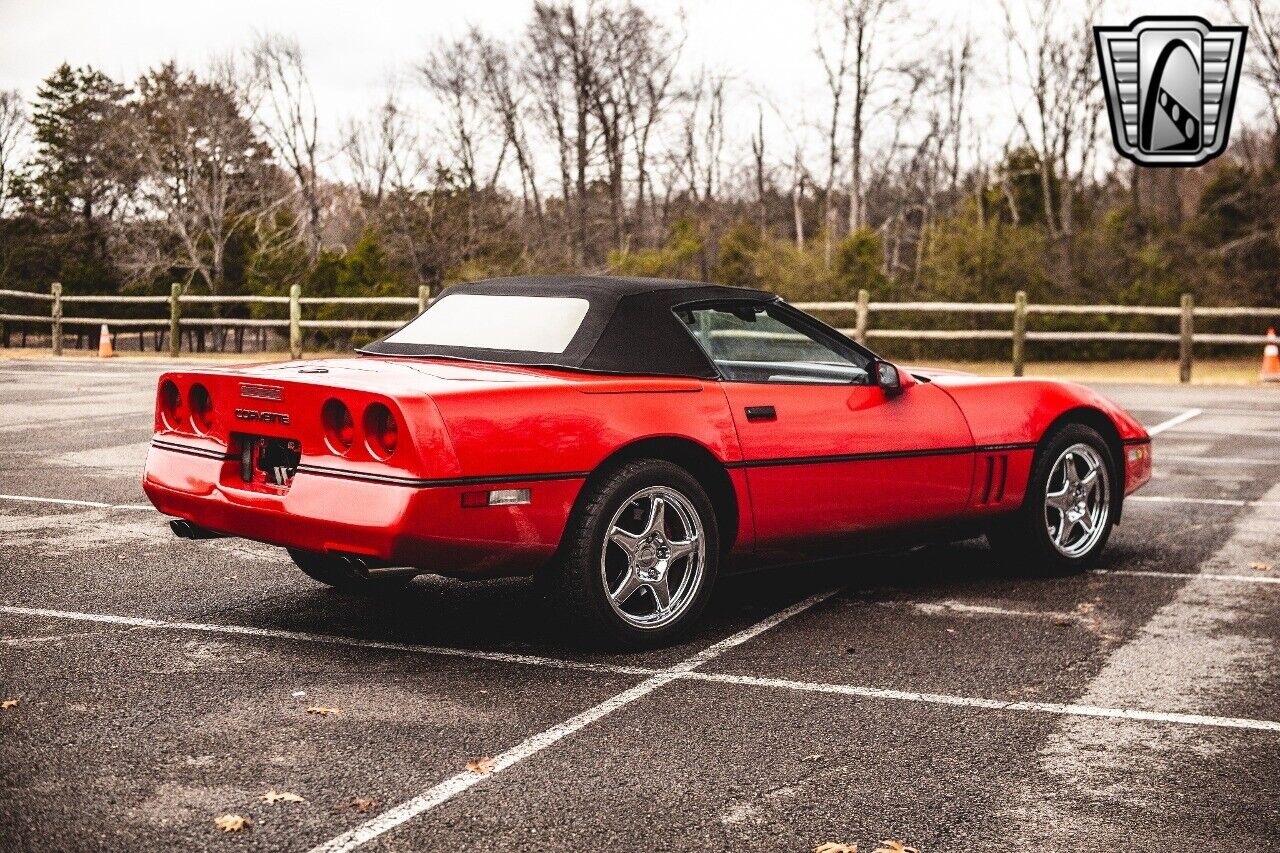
144;276;1152;646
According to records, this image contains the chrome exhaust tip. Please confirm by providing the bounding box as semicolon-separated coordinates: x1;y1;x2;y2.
339;554;372;580
334;553;417;581
169;519;224;540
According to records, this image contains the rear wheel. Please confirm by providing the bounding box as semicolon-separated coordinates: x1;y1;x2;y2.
287;548;413;593
547;459;719;648
987;423;1117;574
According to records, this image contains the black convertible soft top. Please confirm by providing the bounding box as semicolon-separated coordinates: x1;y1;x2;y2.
359;275;778;378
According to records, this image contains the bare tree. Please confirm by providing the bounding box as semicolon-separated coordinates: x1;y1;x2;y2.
344;94;469;293
675;69;728;205
345;101;395;206
1232;0;1280;135
129;62;279;297
344;90;430;221
751;107;768;230
525;12;576;254
841;0;899;234
941;31;976;195
249;35;324;263
593;3;686;249
872;62;932;283
815;0;854;264
527;1;607;263
792;148;808;249
610;6;683;247
473;29;541;228
0;90;25;217
419;37;499;192
1002;0;1105;292
592;15;631;251
899;33;976;291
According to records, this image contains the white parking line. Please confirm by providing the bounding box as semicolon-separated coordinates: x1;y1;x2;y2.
681;672;1280;733
305;589;838;853
1093;568;1280;585
1137;405;1280;418
0;605;651;677
0;494;152;510
7;593;1280;737
1147;408;1203;435
1129;495;1280;509
1157;455;1276;465
1;629;108;647
893;600;1082;621
1164;428;1280;439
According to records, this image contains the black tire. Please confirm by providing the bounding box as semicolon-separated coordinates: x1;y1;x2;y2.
987;423;1118;575
287;548;413;593
546;458;719;649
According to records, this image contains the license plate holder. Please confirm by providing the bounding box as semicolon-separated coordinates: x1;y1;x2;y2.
236;434;301;489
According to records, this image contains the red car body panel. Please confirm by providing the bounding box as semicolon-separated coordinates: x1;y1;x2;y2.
719;379;974;551
144;355;1152;576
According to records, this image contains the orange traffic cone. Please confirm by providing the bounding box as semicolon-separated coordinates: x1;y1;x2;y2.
98;323;114;358
1262;328;1280;382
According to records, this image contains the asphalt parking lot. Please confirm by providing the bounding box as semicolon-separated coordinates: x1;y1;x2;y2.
1;358;1278;852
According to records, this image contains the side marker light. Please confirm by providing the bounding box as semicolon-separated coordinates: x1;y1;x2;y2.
461;488;532;508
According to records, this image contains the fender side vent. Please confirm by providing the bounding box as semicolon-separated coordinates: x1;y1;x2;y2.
979;454;1009;505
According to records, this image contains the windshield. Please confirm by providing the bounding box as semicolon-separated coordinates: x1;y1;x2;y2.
383;294;591;354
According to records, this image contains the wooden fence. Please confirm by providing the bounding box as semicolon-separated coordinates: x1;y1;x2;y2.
1;283;1276;383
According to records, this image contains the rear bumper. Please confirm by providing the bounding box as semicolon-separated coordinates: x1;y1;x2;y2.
142;444;583;575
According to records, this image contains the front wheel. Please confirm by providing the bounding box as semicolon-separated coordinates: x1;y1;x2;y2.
547;459;719;649
987;423;1118;574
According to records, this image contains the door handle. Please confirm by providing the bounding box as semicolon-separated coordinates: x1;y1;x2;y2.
745;405;777;422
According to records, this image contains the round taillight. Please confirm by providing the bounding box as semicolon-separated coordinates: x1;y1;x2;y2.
364;403;398;459
189;383;214;434
322;399;354;454
159;380;185;430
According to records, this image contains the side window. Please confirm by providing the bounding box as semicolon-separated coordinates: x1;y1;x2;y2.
676;303;871;385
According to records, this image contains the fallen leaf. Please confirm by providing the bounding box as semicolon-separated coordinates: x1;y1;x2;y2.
306;706;340;716
815;843;857;853
214;814;252;833
465;757;496;775
1;699;18;710
260;790;305;804
351;797;378;813
1249;562;1273;572
872;841;918;853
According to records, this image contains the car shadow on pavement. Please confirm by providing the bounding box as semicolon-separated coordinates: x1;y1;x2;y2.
209;536;1105;665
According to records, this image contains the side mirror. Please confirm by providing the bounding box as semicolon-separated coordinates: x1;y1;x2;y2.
874;360;903;397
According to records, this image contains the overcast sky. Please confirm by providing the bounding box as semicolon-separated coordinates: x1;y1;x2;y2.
0;0;852;120
0;0;1258;180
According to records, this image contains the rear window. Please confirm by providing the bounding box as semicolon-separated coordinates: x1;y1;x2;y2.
384;294;591;354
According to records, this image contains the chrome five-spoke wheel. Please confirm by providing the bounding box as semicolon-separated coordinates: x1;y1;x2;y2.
548;458;719;647
986;423;1117;574
601;485;706;630
1043;442;1110;558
